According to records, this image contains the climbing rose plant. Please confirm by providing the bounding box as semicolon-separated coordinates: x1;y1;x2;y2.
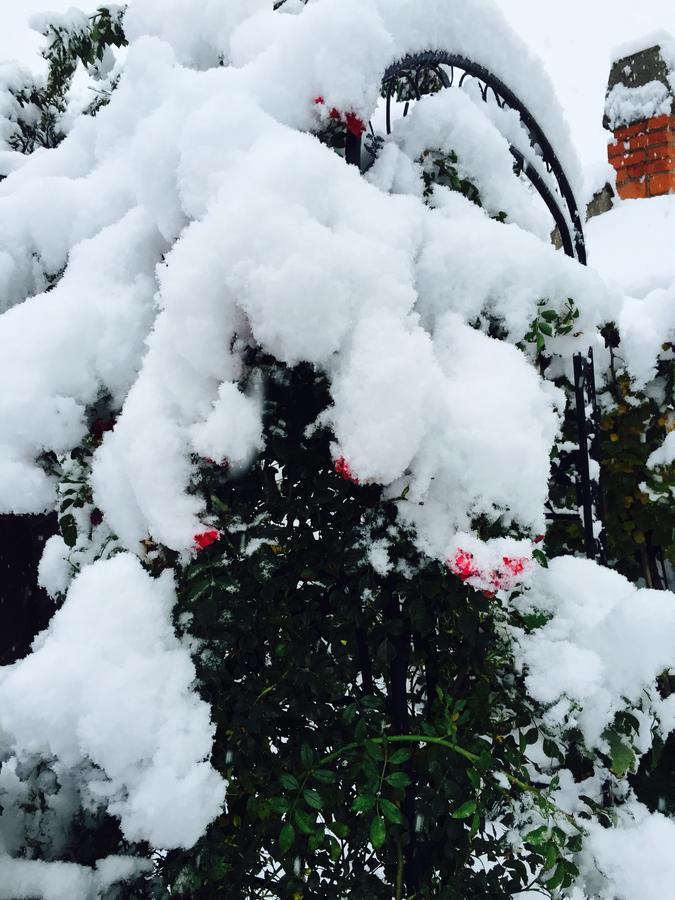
0;2;674;899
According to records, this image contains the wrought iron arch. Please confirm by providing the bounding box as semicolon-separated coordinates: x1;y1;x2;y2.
341;50;605;562
344;50;587;266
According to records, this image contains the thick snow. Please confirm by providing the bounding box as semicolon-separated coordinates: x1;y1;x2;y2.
612;31;675;68
649;429;675;468
587;195;675;298
604;80;672;130
382;89;551;240
514;557;675;748
0;10;614;552
0;0;672;894
586;197;675;393
582;808;675;900
0;855;151;900
0;555;225;850
618;284;675;388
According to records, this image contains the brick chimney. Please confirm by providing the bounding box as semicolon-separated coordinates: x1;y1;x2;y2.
606;42;675;200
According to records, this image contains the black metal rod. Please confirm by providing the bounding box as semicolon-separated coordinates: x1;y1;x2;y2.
345;131;362;167
512;147;575;259
382;50;587;265
573;353;599;560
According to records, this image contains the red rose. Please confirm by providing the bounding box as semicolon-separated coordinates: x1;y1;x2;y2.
449;549;479;581
194;529;221;551
344;112;365;136
502;557;527;577
334;456;359;484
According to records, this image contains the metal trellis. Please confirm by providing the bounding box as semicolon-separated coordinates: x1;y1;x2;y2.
341;49;604;561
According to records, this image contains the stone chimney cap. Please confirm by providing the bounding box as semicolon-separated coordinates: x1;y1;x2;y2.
604;40;675;131
606;37;675;201
607;44;673;96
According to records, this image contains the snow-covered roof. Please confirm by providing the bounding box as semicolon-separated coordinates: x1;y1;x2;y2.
587;193;675;298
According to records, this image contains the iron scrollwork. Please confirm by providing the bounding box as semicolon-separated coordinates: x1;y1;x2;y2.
342;50;606;562
345;50;586;266
572;348;608;564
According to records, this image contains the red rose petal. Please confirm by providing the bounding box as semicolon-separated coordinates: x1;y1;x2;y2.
334;455;359;484
194;529;221;551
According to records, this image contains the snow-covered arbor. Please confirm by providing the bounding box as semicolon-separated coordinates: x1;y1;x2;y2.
0;2;674;898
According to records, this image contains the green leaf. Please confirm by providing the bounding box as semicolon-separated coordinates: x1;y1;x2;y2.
303;788;323;810
328;834;341;861
379;798;404;824
467;767;481;790
365;740;385;760
294;808;316;835
545;863;566;891
524;825;549;847
544;841;557;872
523;727;539;745
539;321;553;337
451;800;477;819
332;821;350;839
389;748;411;765
606;729;636;777
361;757;380;786
477;750;493;772
352;794;376;813
312;769;337;784
385;772;411;789
60;513;78;548
370;815;386;849
541;309;558;323
308;828;325;853
532;548;548;568
616;711;641;735
300;742;314;768
268;796;291;814
542;738;560;760
279;823;295;854
279;773;299;791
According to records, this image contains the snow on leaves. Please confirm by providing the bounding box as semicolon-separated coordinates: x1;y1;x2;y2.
0;0;673;894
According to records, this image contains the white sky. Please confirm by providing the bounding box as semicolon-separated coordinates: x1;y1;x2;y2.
1;0;674;175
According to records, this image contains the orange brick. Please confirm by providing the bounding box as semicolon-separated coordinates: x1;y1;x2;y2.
615;119;648;141
648;172;675;195
616;162;647;184
617;179;648;200
646;144;675;162
643;158;675;176
630;130;675;150
647;113;675;133
608;141;627;159
610;149;647;170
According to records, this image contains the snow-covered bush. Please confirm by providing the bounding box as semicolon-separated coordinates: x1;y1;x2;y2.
0;1;674;897
595;312;674;590
0;5;125;170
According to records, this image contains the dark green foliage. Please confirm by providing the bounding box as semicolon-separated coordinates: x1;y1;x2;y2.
420;148;483;208
147;353;575;898
596;339;674;588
